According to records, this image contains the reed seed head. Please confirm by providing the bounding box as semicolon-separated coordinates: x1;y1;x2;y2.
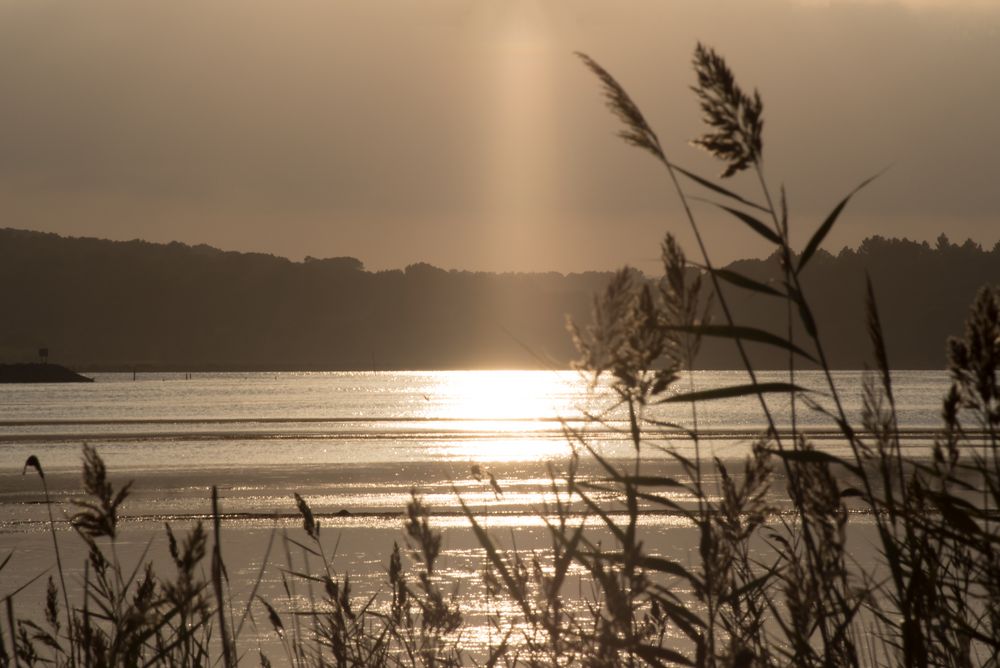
691;42;764;177
577;52;665;163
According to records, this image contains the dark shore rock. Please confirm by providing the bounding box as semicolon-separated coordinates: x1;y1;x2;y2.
0;363;93;383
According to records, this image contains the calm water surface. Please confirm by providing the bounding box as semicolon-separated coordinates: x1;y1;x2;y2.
0;370;952;653
0;369;951;516
0;369;949;466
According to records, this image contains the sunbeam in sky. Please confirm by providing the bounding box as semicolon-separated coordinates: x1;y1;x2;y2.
0;0;997;270
480;1;558;267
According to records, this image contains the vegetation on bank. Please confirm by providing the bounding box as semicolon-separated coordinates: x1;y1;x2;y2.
4;44;1000;667
2;227;999;371
0;364;92;384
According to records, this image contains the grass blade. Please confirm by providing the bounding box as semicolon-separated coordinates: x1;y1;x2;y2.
457;496;534;620
633;642;694;666
663;324;817;363
5;597;17;668
708;267;785;298
797;170;883;274
607;552;703;589
235;526;277;639
619;475;692;490
769;449;862;476
211;486;235;668
699;200;782;245
659;382;808;404
673;164;769;212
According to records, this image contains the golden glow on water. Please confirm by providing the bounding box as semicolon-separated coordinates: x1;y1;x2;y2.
431;436;572;463
422;370;587;462
428;370;577;420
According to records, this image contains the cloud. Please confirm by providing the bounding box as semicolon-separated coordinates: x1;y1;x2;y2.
0;0;996;271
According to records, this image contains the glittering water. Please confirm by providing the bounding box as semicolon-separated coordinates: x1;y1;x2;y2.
0;369;949;462
0;369;951;518
0;369;950;654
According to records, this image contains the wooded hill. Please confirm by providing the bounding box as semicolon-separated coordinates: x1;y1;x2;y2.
1;228;995;370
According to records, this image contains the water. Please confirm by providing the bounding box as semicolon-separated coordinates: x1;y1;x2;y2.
0;369;951;655
0;369;949;463
0;369;950;518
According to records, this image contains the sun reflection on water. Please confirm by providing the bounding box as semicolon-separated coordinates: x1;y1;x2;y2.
420;370;601;463
430;436;573;463
425;370;582;421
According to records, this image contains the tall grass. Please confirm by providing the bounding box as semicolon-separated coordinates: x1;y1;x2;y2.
4;43;1000;667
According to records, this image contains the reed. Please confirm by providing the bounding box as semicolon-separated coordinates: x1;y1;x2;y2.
5;43;1000;668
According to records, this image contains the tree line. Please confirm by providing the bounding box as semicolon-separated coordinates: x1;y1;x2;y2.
0;228;995;370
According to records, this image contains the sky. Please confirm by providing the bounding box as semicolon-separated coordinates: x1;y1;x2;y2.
0;0;998;273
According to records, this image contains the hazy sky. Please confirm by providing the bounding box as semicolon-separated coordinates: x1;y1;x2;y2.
1;0;998;272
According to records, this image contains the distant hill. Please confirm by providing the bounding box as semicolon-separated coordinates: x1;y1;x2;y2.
0;228;995;370
717;234;1000;369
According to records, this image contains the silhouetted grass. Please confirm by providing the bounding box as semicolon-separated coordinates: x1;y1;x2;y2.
5;43;1000;668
